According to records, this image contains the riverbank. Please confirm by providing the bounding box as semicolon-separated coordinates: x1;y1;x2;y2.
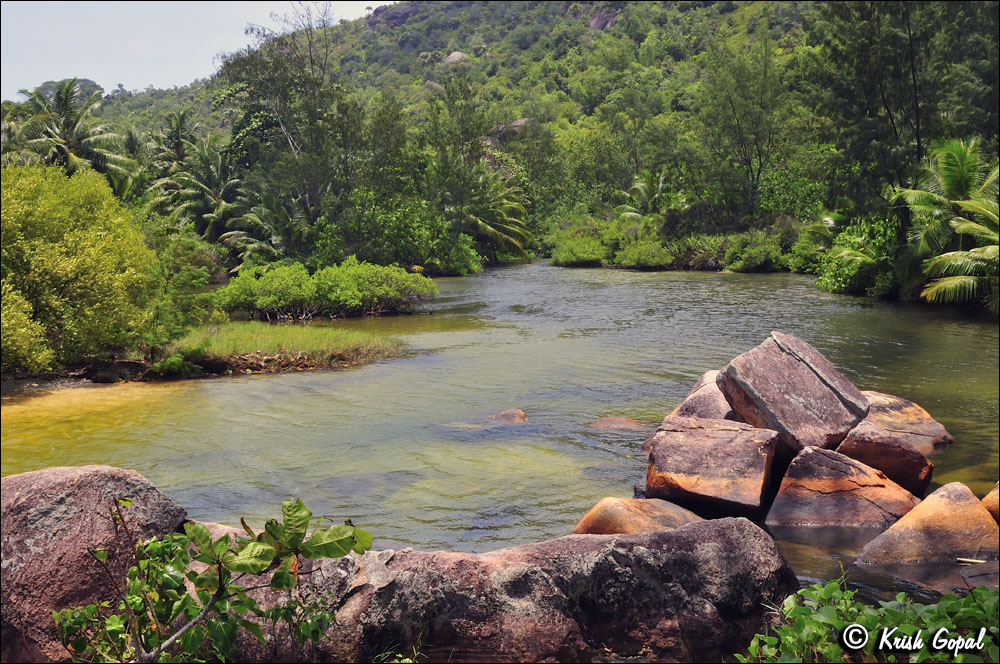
0;322;402;385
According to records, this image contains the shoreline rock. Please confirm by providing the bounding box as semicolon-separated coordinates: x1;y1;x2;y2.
572;496;703;534
835;420;933;497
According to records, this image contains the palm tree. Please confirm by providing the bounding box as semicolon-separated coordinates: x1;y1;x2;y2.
151;135;249;242
151;109;201;176
919;170;999;313
614;169;668;223
219;193;312;270
0;106;44;166
19;78;133;178
893;137;994;257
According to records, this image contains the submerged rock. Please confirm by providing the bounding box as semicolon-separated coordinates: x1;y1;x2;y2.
589;416;647;430
643;416;778;517
669;370;735;420
1;465;187;663
765;447;919;529
836;420;933;497
571;496;703;534
717;331;869;453
860;390;954;455
485;408;527;423
855;482;999;566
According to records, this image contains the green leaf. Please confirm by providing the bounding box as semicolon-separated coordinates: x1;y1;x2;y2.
91;547;108;562
180;624;206;655
224;541;276;573
239;619;265;643
269;556;297;590
117;497;133;507
184;521;213;557
281;498;312;550
301;524;356;559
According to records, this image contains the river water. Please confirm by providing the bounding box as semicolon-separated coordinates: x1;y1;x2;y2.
2;262;997;588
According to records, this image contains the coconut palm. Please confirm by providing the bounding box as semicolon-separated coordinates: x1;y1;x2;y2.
19;78;132;178
614;169;668;222
151;135;249;242
219;193;312;270
0;106;45;166
919;173;999;313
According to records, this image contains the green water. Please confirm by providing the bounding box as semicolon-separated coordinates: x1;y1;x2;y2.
2;263;997;583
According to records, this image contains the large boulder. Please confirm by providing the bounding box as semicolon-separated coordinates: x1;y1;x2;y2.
855;482;1000;565
1;466;187;663
765;447;919;529
860;391;954;455
669;370;735;420
836;420;933;497
717;332;869;453
984;483;999;523
289;518;798;663
571;497;703;535
643;417;778;517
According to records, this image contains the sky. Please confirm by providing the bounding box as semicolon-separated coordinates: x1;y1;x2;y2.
0;1;390;101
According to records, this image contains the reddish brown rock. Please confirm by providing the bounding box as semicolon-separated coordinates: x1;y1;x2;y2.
1;465;187;663
765;447;920;529
261;518;798;663
717;332;869;452
669;370;735;420
984;483;999;523
589;416;647;430
572;497;703;535
860;391;955;455
643;416;778;516
836;420;933;497
856;482;999;565
485;408;527;423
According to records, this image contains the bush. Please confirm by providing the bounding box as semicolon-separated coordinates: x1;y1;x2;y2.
736;575;999;663
550;229;609;266
722;229;787;272
816;217;900;297
1;280;55;372
213;257;438;319
1;166;158;369
613;238;675;269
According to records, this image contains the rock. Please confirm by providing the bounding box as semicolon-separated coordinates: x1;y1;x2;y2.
855;482;1000;565
284;518;798;663
485;408;527;423
643;416;778;517
443;50;468;63
633;480;647;499
836;420;933;497
588;11;618;29
860;391;955;455
984;483;999;523
1;465;187;663
366;4;418;27
78;359;147;383
572;497;703;535
669;370;735;420
589;416;647;430
717;331;869;452
765;447;919;529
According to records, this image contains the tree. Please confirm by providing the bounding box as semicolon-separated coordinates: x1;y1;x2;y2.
19;78;133;178
1;166;158;369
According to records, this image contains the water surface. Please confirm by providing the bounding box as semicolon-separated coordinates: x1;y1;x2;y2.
3;263;997;585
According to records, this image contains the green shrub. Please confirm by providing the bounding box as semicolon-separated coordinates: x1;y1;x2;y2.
736;576;999;663
723;230;787;272
665;234;728;270
1;280;55;372
1;166;158;368
787;233;825;274
816;217;900;297
550;230;609;267
613;238;675;269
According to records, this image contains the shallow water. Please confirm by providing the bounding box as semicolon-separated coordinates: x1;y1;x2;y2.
2;263;997;585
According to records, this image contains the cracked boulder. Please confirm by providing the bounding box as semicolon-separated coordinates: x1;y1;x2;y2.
836;420;933;497
1;466;187;663
765;447;919;529
669;370;735;420
860;391;954;455
717;331;869;453
643;416;778;517
856;482;999;565
571;497;703;534
244;518;798;663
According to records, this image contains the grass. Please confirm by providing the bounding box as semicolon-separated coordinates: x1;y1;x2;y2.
165;322;401;374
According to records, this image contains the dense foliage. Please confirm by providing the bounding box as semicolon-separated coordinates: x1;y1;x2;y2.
54;497;371;662
2;0;998;345
736;576;999;663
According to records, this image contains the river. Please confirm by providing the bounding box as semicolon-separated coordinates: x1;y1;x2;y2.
2;262;997;590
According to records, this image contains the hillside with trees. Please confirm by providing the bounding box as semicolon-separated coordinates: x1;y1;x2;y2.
2;0;998;373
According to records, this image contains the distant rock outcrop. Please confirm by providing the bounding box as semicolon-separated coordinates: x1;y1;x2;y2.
589;12;618;30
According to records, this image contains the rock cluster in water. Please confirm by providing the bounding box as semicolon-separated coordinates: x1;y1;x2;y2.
577;331;999;595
